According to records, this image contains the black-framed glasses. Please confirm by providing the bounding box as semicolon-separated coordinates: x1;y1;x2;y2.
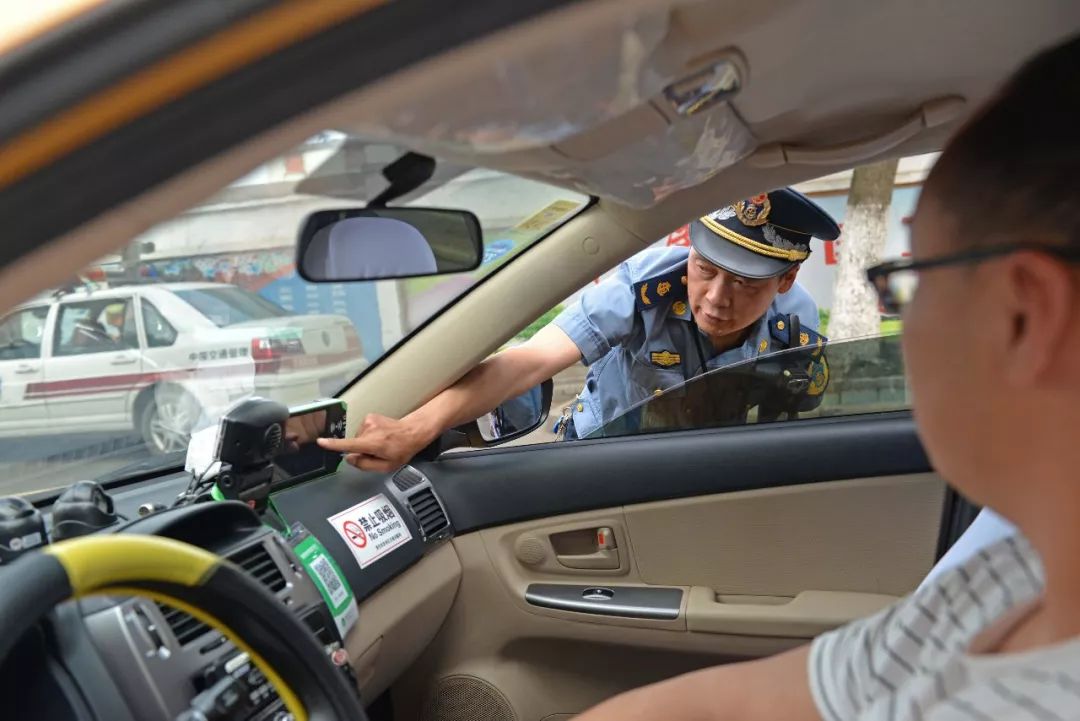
866;243;1080;315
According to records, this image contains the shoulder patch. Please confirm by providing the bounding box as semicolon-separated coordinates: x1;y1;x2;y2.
769;314;826;356
806;356;829;396
634;268;689;311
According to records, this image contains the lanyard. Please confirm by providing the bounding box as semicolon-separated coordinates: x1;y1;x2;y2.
688;317;711;380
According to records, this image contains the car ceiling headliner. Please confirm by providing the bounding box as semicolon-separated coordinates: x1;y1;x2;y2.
0;0;1076;312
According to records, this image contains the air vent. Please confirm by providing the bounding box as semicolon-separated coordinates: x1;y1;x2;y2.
229;542;287;593
407;488;449;540
155;542;286;647
302;608;336;646
156;602;210;646
393;466;426;492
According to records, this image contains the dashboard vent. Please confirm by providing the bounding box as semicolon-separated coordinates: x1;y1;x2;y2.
156;602;210;646
229;542;287;593
393;466;426;492
156;542;286;647
302;608;336;646
407;488;449;540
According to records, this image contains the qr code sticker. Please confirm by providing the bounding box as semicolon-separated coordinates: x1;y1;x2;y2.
309;554;348;608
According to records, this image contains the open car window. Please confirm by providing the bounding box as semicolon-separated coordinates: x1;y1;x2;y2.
584;334;907;439
0;131;587;494
0;307;49;360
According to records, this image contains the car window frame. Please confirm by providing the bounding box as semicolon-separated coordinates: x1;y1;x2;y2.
52;296;139;358
0;305;49;361
139;296;178;349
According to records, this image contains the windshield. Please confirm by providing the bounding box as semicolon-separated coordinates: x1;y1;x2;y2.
0;132;586;494
174;287;290;327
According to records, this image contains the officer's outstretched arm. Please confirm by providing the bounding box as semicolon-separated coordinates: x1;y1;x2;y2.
574;645;822;721
318;324;582;471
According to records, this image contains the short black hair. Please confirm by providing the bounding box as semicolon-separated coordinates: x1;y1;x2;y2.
923;34;1080;248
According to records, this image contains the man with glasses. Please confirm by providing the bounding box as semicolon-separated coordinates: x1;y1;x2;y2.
574;33;1080;721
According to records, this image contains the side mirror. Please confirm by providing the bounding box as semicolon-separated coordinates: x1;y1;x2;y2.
470;379;554;446
296;207;483;282
414;380;553;460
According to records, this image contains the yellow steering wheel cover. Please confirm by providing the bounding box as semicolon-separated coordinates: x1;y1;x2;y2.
44;535;307;721
45;535;217;590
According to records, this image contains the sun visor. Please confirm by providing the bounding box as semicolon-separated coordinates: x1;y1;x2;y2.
339;9;757;208
547;103;754;207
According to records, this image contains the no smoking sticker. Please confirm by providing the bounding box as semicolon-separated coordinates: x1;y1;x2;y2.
327;493;412;570
342;521;367;548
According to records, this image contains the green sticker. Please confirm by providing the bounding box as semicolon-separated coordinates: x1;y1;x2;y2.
293;533;359;637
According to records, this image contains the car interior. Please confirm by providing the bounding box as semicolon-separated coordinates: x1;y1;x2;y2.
0;1;1076;721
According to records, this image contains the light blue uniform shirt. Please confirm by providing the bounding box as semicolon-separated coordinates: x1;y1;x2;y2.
553;246;819;439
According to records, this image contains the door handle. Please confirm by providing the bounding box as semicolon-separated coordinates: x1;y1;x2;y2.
555;549;620;570
686;588;896;638
110;355;138;366
14;364;39;374
552;526;620;570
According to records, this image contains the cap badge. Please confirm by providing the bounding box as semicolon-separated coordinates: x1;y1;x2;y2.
733;193;771;227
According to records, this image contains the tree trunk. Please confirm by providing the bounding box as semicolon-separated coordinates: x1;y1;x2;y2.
828;158;899;339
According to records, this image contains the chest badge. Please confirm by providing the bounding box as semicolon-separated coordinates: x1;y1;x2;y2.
650;350;681;368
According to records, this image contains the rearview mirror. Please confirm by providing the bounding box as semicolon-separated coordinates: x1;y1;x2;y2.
296;207;483;282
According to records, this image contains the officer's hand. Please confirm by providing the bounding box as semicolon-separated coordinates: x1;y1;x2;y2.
316;413;429;473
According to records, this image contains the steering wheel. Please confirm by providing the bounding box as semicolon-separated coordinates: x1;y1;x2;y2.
0;534;368;721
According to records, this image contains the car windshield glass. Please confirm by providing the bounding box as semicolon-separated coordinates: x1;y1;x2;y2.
174;288;290;327
584;333;907;439
0;132;587;494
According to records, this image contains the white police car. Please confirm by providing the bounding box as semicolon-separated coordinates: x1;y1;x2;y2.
0;282;365;454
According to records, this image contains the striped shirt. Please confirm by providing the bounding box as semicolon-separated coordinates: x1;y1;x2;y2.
809;534;1080;720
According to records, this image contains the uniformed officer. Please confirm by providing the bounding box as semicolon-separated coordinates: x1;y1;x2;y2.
319;187;840;471
550;187;839;439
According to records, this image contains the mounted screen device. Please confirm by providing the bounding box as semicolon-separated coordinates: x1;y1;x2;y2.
274;398;348;486
180;397;347;511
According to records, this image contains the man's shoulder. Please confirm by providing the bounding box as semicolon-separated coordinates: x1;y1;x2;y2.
624;245;689;282
809;534;1050;721
899;534;1042;636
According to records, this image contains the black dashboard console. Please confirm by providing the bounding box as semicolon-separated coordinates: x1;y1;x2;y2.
0;450;457;721
77;501;357;721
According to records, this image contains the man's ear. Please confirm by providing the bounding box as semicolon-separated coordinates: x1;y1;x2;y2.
776;265;800;294
1001;251;1075;385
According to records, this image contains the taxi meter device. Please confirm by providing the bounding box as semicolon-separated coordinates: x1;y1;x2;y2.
182;397;347;510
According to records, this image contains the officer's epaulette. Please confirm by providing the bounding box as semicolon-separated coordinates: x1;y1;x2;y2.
633;268;689;311
769;314;826;357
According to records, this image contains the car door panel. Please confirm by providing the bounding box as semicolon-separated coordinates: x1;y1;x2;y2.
473;476;940;635
420;413;930;533
0;306;51;433
394;531;804;721
398;415;941;721
623;475;942;597
46;299;143;429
